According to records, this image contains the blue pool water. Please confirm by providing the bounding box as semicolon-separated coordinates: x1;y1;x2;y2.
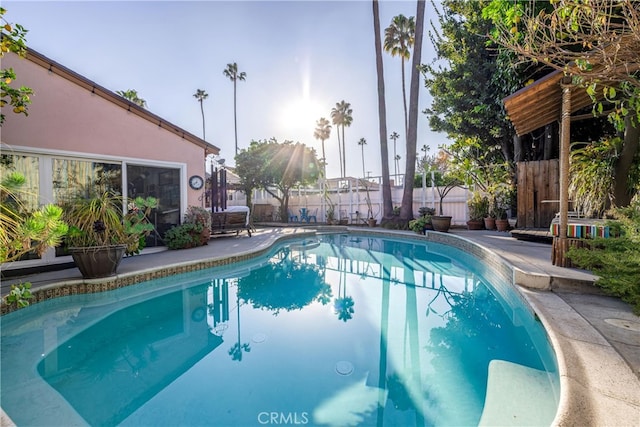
1;233;559;426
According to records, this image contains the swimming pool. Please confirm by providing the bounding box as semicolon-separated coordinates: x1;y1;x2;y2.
1;233;559;426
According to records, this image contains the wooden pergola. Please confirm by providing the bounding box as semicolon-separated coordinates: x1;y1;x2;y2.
503;70;599;266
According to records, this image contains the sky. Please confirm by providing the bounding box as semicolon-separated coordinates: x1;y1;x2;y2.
4;0;449;179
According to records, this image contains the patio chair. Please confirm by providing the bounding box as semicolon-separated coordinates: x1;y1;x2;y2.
288;209;299;222
306;208;317;223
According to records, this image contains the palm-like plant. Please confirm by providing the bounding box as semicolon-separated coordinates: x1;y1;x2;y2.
223;62;247;155
358;137;367;178
313;117;332;177
1;171;67;263
116;89;147;108
390;131;400;177
384;14;415;136
330;100;353;178
193;89;208;140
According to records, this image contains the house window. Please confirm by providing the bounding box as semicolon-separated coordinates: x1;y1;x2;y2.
1;154;41;260
127;165;181;246
52;158;122;204
1;154;39;211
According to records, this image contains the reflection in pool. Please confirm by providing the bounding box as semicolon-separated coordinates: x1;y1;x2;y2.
0;233;559;426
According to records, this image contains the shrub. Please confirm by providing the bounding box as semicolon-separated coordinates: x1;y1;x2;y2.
568;199;640;314
4;283;33;308
164;223;203;250
184;206;211;229
409;215;432;234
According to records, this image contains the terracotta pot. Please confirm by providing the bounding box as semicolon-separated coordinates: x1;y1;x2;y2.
69;245;127;279
431;216;452;232
466;219;484;230
495;219;510;232
484;217;496;230
368;218;377;227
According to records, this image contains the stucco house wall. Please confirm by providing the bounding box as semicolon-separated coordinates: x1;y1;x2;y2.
1;49;219;269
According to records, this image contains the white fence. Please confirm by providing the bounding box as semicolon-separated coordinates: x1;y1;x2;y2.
228;175;472;225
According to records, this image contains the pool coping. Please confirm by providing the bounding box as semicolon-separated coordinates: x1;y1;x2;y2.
2;227;639;426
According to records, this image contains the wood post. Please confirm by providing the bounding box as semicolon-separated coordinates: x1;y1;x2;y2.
552;237;590;267
553;78;573;266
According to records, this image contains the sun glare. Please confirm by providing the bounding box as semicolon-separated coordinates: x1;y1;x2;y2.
280;97;325;138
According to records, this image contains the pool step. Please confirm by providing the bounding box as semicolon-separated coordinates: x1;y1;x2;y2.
479;360;558;426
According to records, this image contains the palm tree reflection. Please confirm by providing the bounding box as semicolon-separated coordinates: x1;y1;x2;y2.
334;258;355;322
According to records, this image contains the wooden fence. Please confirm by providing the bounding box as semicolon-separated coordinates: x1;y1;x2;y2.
517;160;560;228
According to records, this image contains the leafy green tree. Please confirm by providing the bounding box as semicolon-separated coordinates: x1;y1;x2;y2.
234;138;320;222
423;0;523;170
483;0;640;209
223;62;247;155
384;14;415;136
330;100;353;178
116;89;147;108
1;7;33;125
193;88;208;140
313;117;331;177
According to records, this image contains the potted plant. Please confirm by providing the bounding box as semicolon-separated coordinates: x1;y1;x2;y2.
467;193;488;230
409;207;435;234
63;191;158;278
493;183;513;232
431;174;460;232
184;205;212;245
484;189;498;230
361;179;377;227
326;203;336;225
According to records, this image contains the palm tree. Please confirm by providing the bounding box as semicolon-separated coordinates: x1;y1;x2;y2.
373;0;393;220
193;89;208;140
358;137;367;178
313;117;332;177
399;1;425;221
116;89;147;108
395;154;401;179
330;107;344;178
223;62;247;155
384;15;415;136
389;131;400;177
330;101;353;178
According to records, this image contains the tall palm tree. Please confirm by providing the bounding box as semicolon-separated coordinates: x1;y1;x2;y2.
395;154;401;179
374;0;393;220
358;137;367;178
313;118;332;177
400;1;425;220
384;14;415;136
116;89;147;108
223;62;247;155
330;108;344;178
193;89;208;140
389;131;400;177
331;101;353;178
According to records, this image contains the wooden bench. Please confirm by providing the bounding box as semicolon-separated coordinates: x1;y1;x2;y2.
210;211;252;237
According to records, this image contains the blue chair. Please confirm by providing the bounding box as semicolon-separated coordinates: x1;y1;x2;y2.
299;207;309;222
306;208;317;223
288;209;298;222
